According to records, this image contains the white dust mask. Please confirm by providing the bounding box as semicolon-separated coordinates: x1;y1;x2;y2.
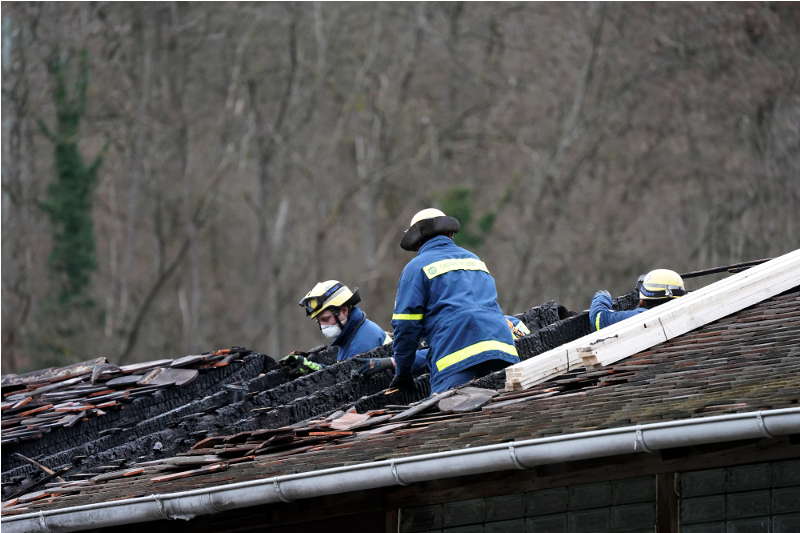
320;324;342;339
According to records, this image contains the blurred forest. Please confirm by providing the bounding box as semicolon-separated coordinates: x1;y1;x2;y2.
2;2;799;372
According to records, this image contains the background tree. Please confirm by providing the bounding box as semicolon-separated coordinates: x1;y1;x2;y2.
39;49;104;307
2;2;798;372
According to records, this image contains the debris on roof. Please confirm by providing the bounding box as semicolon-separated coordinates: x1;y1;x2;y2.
1;298;582;502
1;347;275;500
3;258;797;524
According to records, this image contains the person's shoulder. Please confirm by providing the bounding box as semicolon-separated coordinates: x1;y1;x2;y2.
427;239;476;260
363;317;386;335
447;241;479;259
403;253;429;273
591;290;612;303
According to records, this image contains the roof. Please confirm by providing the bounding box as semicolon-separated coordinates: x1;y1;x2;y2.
4;283;799;519
0;297;581;502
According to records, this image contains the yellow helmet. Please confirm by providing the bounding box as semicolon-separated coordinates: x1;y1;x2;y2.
299;280;361;319
638;269;686;300
400;208;461;251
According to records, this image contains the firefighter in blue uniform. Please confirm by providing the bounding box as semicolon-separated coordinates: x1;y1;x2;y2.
389;208;520;394
298;280;391;364
589;269;686;331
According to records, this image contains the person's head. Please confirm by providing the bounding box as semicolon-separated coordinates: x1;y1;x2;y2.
316;306;350;327
314;307;350;338
298;280;361;339
637;269;686;309
400;208;461;251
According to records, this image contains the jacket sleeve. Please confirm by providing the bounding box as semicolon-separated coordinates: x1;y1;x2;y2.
589;290;647;330
505;315;531;339
588;290;614;331
391;264;427;377
412;348;429;374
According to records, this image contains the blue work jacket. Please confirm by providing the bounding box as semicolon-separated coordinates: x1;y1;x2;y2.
588;290;647;331
391;236;519;392
333;306;390;361
413;314;527;373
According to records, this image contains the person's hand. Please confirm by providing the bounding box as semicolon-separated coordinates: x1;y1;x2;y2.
351;358;395;379
387;373;415;392
280;354;322;375
280;353;300;367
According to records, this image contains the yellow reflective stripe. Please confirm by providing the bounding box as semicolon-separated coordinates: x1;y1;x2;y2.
435;340;518;372
595;312;602;332
392;313;424;320
422;258;489;279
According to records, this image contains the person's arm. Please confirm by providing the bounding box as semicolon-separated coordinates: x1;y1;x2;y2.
391;264;427;381
412;348;429;374
588;290;614;332
505;315;531;339
589;290;646;330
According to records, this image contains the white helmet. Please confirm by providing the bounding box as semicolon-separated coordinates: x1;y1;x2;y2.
400;208;460;251
409;208;447;227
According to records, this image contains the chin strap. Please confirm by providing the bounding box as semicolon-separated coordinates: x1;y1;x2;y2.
334;307;346;330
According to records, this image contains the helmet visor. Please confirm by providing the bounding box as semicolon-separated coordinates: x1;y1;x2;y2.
639;283;686;299
300;283;343;316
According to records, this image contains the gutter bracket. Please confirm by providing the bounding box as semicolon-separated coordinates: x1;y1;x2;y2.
391;462;409;486
151;494;169;520
36;511;47;531
508;444;527;470
756;412;774;438
634;427;654;454
148;493;196;521
273;480;292;503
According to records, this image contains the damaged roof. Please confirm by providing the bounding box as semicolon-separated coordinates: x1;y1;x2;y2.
2;254;799;530
1;298;582;504
3;284;799;518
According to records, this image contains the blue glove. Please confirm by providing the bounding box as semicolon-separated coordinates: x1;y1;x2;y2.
388;373;415;392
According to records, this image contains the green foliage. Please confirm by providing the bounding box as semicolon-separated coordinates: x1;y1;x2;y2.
438;187;497;249
38;49;105;306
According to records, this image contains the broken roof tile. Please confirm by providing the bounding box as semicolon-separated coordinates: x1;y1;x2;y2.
4;288;800;515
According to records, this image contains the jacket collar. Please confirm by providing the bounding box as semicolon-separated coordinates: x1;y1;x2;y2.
418;235;453;254
332;306;366;347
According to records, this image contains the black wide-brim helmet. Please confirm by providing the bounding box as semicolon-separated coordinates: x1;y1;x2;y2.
400;208;461;251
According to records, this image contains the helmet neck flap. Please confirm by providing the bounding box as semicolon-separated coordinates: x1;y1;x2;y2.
400;215;461;251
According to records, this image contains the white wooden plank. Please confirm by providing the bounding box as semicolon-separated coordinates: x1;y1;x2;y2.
511;249;800;388
505;249;800;391
591;250;800;367
505;348;570;390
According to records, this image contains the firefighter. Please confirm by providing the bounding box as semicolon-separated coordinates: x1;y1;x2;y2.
388;208;520;394
297;280;391;364
589;269;687;331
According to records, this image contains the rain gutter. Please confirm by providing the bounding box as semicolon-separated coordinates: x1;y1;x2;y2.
3;407;799;533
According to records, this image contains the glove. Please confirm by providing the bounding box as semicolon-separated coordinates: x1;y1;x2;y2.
351;358;395;379
387;373;415;393
280;354;323;376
